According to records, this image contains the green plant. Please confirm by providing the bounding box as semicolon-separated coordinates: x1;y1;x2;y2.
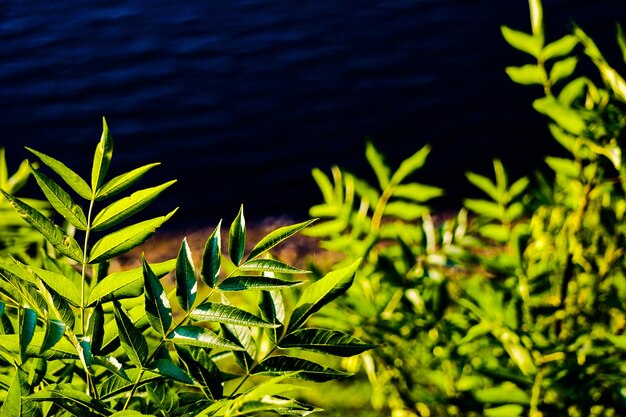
307;1;626;416
0;119;370;416
0;149;48;263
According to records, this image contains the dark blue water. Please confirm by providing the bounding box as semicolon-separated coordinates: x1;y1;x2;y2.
1;1;624;228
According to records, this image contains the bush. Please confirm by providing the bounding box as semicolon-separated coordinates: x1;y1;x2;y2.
306;1;626;416
0;120;370;416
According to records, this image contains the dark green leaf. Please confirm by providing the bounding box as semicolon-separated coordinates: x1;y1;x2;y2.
221;323;256;372
20;307;37;362
88;304;104;354
168;325;244;350
143;256;172;337
112;299;148;367
91;180;176;231
287;259;360;332
200;220;222;288
176;237;198;312
87;259;176;306
25;147;92;200
149;359;193;384
255;356;351;382
175;345;223;399
1;190;84;262
100;304;149;356
247;219;316;260
27;383;111;416
39;319;65;354
0;333;77;360
280;328;374;357
91;356;130;381
259;290;285;343
96;162;160;200
229;205;246;266
29;163;87;230
88;209;177;264
190;302;277;328
219;276;302;292
91;117;114;192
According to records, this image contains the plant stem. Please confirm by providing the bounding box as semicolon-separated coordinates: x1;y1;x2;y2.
123;369;145;410
80;198;96;335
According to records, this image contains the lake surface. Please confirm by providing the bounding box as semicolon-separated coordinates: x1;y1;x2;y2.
0;1;624;228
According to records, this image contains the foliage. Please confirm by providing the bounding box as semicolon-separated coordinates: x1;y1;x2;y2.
0;149;48;263
306;1;626;416
0;119;369;416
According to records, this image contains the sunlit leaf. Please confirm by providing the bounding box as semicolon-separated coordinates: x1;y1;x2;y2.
168;325;244;350
549;57;577;85
542;35;578;60
0;370;40;417
91;180;176;231
25;147;92;200
96;162;160;200
280;328;374;357
91;117;114;192
89;209;177;264
239;258;308;274
365;141;390;189
505;64;545;85
219;276;302;292
287;259;360;333
27;383;111;416
501;26;542;57
1;190;83;262
390;145;430;186
255;356;351;382
29;163;87;230
247;219;316;260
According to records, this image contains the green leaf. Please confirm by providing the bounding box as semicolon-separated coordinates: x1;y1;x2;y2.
39;319;65;354
464;199;503;219
549;57;577;84
259;290;285;343
91;180;176;231
100;304;149;356
27;383;111;416
0;370;40;417
466;172;499;200
112;299;148;368
92;117;114;192
393;183;443;202
200;220;222;288
176;238;198;312
26;147;92;199
30;266;81;307
255;356;351;382
88;304;105;354
98;368;161;400
505;64;545;85
501;26;542;57
280;328;374;357
20;307;37;362
390;145;430;185
311;168;334;203
239;259;308;274
143;257;172;337
542;35;578;60
365;141;390;189
29;163;87;230
168;325;244;350
545;156;580;178
88;208;177;264
533;96;586;135
1;190;84;262
0;333;77;360
96;162;160;200
149;359;193;384
176;345;224;399
35;281;76;331
190;302;277;328
558;77;588;107
247;219;316;260
87;259;176;306
384;201;428;221
229;205;246;266
219;276;302;292
484;405;524;417
618;24;626;64
287;259;360;333
221;322;256;372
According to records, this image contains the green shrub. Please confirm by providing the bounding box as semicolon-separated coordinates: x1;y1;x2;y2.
306;1;626;416
0;120;370;416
